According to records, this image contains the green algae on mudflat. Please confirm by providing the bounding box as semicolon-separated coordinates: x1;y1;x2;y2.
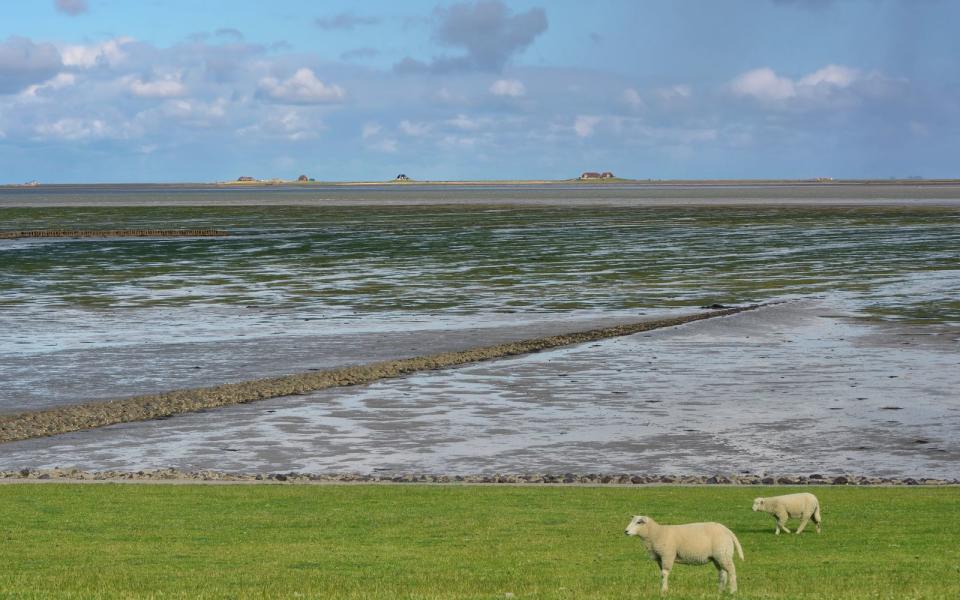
2;204;959;322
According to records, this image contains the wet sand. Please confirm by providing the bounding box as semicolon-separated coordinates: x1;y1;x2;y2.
0;306;755;442
1;310;690;413
2;303;957;478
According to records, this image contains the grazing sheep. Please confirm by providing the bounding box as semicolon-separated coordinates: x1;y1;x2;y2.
624;515;744;594
752;493;822;535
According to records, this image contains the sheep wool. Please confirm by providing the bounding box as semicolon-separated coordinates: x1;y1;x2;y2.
624;515;744;594
752;492;822;535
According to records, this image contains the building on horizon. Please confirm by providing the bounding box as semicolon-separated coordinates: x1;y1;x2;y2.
579;171;615;180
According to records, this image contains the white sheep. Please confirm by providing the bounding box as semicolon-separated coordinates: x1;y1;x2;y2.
624;515;744;594
752;493;822;535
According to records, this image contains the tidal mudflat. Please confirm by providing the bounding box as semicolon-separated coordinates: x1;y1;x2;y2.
1;184;958;477
2;303;957;478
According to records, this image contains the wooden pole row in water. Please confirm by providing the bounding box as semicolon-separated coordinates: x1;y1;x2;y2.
0;229;229;239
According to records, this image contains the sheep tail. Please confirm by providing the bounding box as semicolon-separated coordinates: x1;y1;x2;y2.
731;531;744;561
814;504;822;524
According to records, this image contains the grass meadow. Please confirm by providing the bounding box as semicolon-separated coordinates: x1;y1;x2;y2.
0;484;957;599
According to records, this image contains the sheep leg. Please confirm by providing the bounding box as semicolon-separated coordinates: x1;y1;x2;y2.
659;555;674;594
813;506;822;533
714;556;736;594
727;562;738;594
717;568;728;593
776;512;791;534
796;513;811;534
659;569;671;594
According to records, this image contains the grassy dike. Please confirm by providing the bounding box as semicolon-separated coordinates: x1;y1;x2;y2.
0;484;957;599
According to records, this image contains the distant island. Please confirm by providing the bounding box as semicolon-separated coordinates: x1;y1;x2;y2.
213;174;958;187
5;177;960;188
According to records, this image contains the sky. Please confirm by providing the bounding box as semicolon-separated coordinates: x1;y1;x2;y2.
1;0;958;182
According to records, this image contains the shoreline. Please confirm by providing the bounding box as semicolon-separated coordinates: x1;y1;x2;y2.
2;469;956;486
5;181;960;208
5;179;960;189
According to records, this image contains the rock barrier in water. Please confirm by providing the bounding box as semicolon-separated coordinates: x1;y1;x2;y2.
0;229;229;239
0;304;762;444
1;468;956;486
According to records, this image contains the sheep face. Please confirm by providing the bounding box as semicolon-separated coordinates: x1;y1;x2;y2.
624;515;651;537
752;498;765;512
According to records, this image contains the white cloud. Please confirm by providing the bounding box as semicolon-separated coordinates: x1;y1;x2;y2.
622;88;644;109
257;68;345;104
61;37;134;68
655;84;692;102
730;64;877;108
237;107;321;141
799;64;858;88
361;122;381;139
439;135;478;149
157;98;228;126
399;120;430;136
273;111;317;140
360;121;397;152
447;114;486;130
34;117;109;141
21;73;76;98
490;79;525;97
731;67;796;101
574;115;601;138
128;73;186;98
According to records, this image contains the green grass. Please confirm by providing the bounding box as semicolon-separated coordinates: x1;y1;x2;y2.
0;485;958;599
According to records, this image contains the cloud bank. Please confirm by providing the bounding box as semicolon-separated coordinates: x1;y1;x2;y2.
54;0;88;16
395;0;547;73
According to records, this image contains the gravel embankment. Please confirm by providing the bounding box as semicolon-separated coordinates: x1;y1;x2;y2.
2;468;955;486
0;305;759;444
0;229;228;238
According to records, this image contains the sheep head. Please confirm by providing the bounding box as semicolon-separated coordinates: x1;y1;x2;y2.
624;515;655;537
752;498;765;511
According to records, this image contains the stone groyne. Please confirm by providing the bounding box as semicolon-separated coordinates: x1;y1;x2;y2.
0;229;229;239
0;305;763;444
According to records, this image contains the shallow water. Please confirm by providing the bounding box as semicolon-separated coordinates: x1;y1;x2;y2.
2;304;957;477
2;196;960;415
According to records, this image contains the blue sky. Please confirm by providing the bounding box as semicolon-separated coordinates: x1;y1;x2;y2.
1;0;958;182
